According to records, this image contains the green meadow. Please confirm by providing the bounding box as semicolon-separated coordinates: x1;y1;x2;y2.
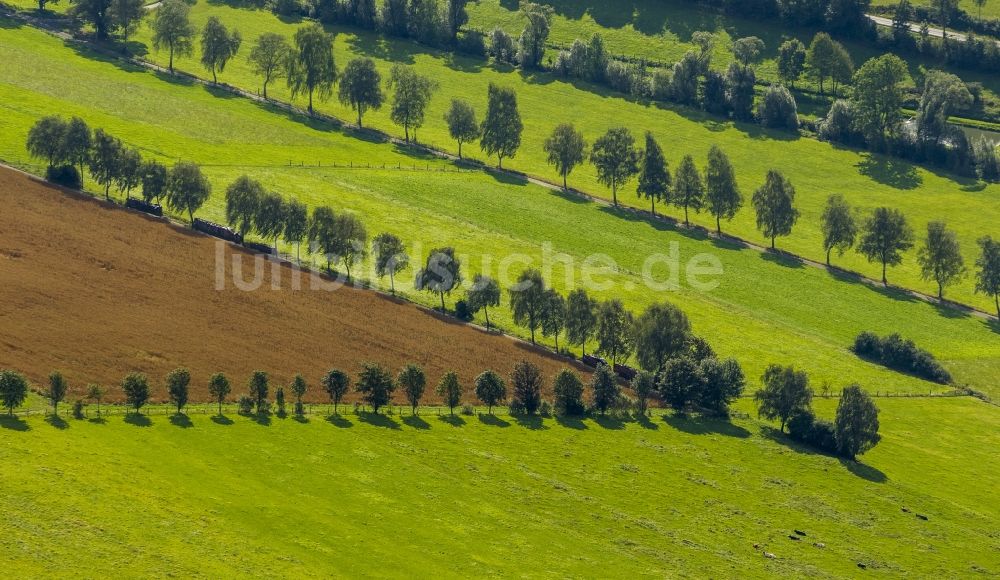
93;0;1000;313
2;19;999;397
1;397;997;576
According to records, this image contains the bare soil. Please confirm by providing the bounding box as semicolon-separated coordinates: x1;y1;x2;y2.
0;167;587;403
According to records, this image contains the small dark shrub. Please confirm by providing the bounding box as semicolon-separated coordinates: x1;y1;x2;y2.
538;400;553;418
72;399;85;419
238;396;254;415
456;30;487;57
454;299;473;321
787;410;837;453
461;404;475;416
46;165;82;189
853;332;951;384
508;398;526;415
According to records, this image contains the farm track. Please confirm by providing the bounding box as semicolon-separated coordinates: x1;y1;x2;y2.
2;5;997;323
0;166;589;401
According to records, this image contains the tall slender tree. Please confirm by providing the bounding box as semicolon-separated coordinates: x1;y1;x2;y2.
543;123;587;190
372;232;409;293
820;194;857;265
590;127;640;207
339;57;384;128
752;169;799;250
248;33;291;99
917;221;965;299
480;83;523;168
151;0;194;73
509;268;546;344
636;132;670;216
415;247;462;310
287;24;337;114
974;236;1000;318
672;154;704;226
857;207;914;285
705;145;741;234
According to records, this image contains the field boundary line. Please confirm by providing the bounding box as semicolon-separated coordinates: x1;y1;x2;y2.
2;5;997;322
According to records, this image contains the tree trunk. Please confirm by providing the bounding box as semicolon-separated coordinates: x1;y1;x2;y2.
458;140;463;159
218;400;222;415
554;333;559;352
357;109;363;128
771;236;776;250
484;306;491;331
263;80;268;100
651;198;656;215
612;178;618;206
169;46;174;72
530;327;535;344
498;155;503;169
308;90;314;114
994;294;999;319
716;215;721;234
563;171;568;190
212;69;217;84
938;281;943;300
389;272;396;294
882;262;888;286
684;205;689;226
826;247;832;266
440;291;445;311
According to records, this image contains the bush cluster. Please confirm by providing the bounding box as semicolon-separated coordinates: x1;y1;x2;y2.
787;410;838;453
853;331;952;384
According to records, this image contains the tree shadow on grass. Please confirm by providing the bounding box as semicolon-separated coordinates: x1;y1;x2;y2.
840;458;888;483
636;413;659;430
592;414;628;430
0;415;30;431
359;412;401;430
760;249;806;269
857;154;922;190
402;414;430;430
326;414;353;428
663;413;751;438
478;413;510;427
124;413;152;427
439;414;465;427
88;416;108;425
251;412;272;426
293;414;310;424
556;414;588;430
983;317;1000;335
513;414;548;430
45;415;69;430
169;413;193;429
211;414;234;426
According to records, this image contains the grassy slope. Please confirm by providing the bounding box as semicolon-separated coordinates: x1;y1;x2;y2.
2;19;999;397
1;397;997;576
87;0;1000;313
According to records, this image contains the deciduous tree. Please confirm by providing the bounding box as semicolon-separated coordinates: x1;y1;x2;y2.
47;371;68;415
322;368;350;413
835;384;881;459
339;57;384;128
208;372;231;415
510;360;542;415
820;194;857;265
388;65;437;142
777;38;806;87
637;132;670;215
444;98;480;159
705;145;741;234
284;198;309;262
632;302;691;373
475;370;506;414
552;368;585;416
122;372;150;415
372;232;409;293
249;33;291;99
287;24;337;114
975;236;1000;318
590;363;619;415
565;288;598;356
544;123;587;190
225;175;264;240
356;362;395;414
151;0;194;73
466;274;501;330
166;161;211;223
918;221;965;299
247;370;269;414
509;268;545;343
673;154;704;225
480;83;523;168
200;16;242;84
436;371;463;415
88;128;123;199
590;127;640;207
415;247;462;310
166;367;191;414
595;299;634;367
754;364;812;432
857;207;914;285
398;364;426;414
0;370;29;415
752;169;799;249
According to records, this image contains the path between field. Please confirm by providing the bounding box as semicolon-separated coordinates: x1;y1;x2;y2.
866;14;1000;45
2;6;996;323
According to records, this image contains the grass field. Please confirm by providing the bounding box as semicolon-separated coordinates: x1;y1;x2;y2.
4;2;1000;311
1;396;997;576
106;1;1000;311
869;0;1000;22
2;18;999;398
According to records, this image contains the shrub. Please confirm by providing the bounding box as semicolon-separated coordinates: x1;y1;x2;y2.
72;399;85;419
461;404;475;415
46;165;82;189
787;410;837;453
238;396;254;414
650;69;672;101
853;332;951;383
508;398;526;415
538;400;553;417
818;99;864;146
454;299;473;321
488;27;517;65
757;85;798;131
456;30;486;57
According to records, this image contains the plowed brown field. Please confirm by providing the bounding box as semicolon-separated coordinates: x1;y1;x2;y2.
0;167;587;403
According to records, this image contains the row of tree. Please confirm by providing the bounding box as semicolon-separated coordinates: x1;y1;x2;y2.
26;116;212;221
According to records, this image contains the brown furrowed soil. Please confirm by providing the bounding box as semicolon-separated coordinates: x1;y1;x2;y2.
0;167;587;403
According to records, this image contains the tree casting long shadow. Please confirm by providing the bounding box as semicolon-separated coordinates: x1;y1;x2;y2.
762;426;888;483
211;414;234;426
438;414;466;427
478;413;511;427
169;413;194;429
124;413;152;427
402;414;430;430
45;414;69;430
0;415;30;431
358;412;401;430
326;414;353;428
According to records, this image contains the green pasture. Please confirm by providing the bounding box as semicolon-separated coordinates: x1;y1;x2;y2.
2;19;999;397
0;396;997;576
